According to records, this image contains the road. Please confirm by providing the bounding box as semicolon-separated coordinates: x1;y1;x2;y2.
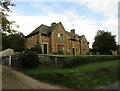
2;65;65;89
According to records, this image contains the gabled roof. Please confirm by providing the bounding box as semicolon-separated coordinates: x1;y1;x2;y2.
65;31;76;39
25;22;61;37
25;22;87;42
25;24;50;37
79;35;89;43
65;31;85;41
79;35;84;40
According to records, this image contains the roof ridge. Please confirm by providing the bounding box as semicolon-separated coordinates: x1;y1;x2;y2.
41;24;50;27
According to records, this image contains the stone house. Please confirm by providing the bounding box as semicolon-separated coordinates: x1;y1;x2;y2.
25;22;89;55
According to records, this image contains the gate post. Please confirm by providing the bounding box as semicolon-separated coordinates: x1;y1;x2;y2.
9;56;11;66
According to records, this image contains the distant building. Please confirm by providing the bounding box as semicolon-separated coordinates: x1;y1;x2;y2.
25;22;89;55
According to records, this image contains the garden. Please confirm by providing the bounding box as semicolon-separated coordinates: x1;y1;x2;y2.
23;60;119;89
19;51;120;89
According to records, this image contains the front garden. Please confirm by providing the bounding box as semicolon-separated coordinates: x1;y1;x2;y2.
23;59;120;89
16;50;120;89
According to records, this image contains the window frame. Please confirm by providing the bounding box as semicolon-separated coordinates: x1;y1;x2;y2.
58;33;63;39
57;45;64;52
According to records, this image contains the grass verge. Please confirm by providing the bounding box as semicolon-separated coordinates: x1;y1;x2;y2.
23;60;119;89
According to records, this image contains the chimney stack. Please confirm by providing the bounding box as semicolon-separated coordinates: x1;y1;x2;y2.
71;29;75;34
51;22;56;26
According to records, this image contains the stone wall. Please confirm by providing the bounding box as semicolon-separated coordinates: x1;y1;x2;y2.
11;53;67;68
38;54;51;65
38;54;66;67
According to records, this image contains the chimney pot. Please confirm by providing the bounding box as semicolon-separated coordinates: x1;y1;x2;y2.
51;22;56;26
71;29;75;34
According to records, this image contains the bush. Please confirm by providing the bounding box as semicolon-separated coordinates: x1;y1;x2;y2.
25;44;42;54
62;55;120;68
19;51;39;68
58;50;64;55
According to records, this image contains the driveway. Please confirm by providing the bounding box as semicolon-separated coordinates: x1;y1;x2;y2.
99;82;120;90
2;65;119;90
2;65;65;89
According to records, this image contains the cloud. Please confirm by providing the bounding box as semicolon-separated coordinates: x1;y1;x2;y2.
78;0;118;43
33;3;53;11
8;11;99;48
79;0;118;18
7;1;118;48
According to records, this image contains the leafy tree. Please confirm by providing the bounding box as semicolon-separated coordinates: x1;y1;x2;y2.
92;30;117;55
2;32;25;52
117;45;120;55
1;0;25;52
2;33;10;50
0;0;17;33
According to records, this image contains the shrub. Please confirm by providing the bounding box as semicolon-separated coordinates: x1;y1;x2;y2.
58;50;64;55
19;51;39;68
62;55;120;68
25;44;42;54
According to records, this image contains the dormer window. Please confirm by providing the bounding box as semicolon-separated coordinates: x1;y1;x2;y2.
58;33;63;39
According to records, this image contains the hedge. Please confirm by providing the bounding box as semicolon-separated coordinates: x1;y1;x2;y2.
19;51;39;68
62;55;120;68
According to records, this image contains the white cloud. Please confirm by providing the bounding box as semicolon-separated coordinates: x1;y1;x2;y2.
79;0;118;18
8;12;98;48
7;1;118;48
33;3;53;11
78;0;118;44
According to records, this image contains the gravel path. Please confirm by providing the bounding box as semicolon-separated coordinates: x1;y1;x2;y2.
2;65;65;89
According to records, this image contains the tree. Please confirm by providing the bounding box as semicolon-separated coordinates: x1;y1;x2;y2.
92;30;117;55
117;45;120;55
2;33;10;50
1;0;25;52
2;32;25;52
0;0;16;33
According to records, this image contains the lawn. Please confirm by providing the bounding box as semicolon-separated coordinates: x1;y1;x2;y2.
23;60;119;89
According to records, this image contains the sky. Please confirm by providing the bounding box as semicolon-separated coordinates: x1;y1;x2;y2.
8;0;119;48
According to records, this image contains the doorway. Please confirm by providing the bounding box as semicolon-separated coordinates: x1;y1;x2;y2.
72;48;75;55
44;44;47;54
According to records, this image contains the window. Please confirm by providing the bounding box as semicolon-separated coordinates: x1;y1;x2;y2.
68;47;70;53
44;36;47;40
76;48;79;52
58;34;63;39
83;49;86;52
57;45;64;52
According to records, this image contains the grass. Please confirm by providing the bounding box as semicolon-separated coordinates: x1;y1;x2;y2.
23;60;119;89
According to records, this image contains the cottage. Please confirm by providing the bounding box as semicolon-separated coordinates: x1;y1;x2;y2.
25;22;89;55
